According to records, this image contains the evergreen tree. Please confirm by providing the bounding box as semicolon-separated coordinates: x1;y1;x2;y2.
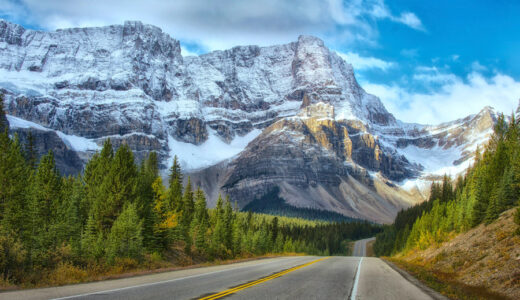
180;177;194;253
193;188;209;253
84;139;113;229
28;151;62;266
106;203;143;263
167;156;183;212
81;215;105;261
95;143;137;232
0;135;29;235
223;196;234;251
211;194;226;257
136;152;159;250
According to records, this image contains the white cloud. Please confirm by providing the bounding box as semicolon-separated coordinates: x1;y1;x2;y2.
4;0;425;51
336;51;394;71
393;12;425;31
471;61;488;72
363;72;520;124
412;66;458;84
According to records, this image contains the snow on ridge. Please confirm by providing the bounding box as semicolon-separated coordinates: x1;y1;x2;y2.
7;115;100;152
168;128;262;171
56;132;100;152
7;115;49;131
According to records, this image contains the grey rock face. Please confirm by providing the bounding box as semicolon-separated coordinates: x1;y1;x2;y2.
11;128;83;175
0;20;498;222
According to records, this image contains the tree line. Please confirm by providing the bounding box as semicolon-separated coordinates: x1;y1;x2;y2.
374;112;520;256
0;96;380;285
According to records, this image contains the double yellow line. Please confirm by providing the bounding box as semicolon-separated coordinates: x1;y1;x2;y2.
198;257;329;300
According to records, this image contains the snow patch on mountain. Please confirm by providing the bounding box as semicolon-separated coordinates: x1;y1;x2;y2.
168;128;262;171
7;115;100;152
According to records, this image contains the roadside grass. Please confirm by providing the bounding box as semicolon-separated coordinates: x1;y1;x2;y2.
365;240;375;257
0;251;305;290
387;258;510;300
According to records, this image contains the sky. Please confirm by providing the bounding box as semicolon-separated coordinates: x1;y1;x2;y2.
1;0;519;124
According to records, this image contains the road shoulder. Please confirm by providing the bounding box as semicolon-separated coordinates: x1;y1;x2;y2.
382;259;449;300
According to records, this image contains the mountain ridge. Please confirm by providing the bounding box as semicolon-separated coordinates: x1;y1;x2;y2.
0;19;498;222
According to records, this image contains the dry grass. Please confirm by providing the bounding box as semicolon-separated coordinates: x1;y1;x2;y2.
0;250;304;291
365;240;375;257
394;208;520;300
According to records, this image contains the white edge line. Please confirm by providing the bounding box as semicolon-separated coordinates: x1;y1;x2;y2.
350;257;363;300
52;256;307;300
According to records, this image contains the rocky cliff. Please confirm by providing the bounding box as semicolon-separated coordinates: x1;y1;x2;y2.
0;20;497;222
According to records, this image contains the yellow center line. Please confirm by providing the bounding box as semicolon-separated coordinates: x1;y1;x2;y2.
197;257;330;300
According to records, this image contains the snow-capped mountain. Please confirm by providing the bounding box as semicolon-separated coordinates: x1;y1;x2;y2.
0;20;497;223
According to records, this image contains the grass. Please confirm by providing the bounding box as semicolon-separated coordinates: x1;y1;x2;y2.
386;257;510;300
0;251;305;291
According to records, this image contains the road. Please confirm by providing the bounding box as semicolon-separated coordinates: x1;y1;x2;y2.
352;237;376;256
1;239;439;300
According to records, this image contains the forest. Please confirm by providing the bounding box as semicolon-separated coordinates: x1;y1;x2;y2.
0;96;380;286
374;112;520;256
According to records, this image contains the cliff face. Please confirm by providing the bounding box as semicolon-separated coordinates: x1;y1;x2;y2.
0;20;497;222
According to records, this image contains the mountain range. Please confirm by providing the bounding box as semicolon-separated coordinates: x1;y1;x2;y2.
0;20;497;223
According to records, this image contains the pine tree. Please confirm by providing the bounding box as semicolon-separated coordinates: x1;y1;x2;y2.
57;176;83;254
136;152;159;250
211;194;226;257
193;188;209;253
95;143;137;232
84;139;113;230
81;215;105;260
106;203;143;263
223;196;234;251
0;134;30;235
167;156;183;212
28;151;62;266
180;177;194;253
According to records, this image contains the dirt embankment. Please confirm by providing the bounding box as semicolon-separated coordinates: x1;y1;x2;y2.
393;208;520;299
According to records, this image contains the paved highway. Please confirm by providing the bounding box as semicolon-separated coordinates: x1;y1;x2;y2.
1;239;441;300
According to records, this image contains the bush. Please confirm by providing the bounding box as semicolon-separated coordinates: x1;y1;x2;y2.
47;262;88;285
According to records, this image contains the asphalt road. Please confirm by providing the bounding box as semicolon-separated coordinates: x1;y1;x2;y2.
1;239;437;300
352;237;376;256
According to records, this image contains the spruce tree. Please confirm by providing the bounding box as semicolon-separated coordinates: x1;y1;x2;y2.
211;194;226;257
0;134;29;235
84;139;113;230
96;143;137;232
193;188;209;253
180;177;194;253
136;152;159;250
106;203;143;263
223;196;234;251
167;156;183;212
28;151;62;266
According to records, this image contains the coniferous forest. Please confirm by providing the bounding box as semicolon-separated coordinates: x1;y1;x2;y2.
0;96;380;286
374;113;520;256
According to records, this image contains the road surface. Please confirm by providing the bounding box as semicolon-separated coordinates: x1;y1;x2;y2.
1;239;440;300
352;237;376;256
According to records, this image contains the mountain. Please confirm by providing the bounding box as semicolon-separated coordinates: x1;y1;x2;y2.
0;20;497;223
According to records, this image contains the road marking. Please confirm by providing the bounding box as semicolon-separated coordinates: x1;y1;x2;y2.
350;257;363;300
52;257;305;300
197;257;330;300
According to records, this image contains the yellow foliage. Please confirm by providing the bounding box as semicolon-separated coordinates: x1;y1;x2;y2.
160;211;178;229
47;262;88;285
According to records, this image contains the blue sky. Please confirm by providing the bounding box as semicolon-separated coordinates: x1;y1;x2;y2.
1;0;519;124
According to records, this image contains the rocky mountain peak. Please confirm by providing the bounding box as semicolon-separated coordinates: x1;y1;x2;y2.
0;19;25;46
